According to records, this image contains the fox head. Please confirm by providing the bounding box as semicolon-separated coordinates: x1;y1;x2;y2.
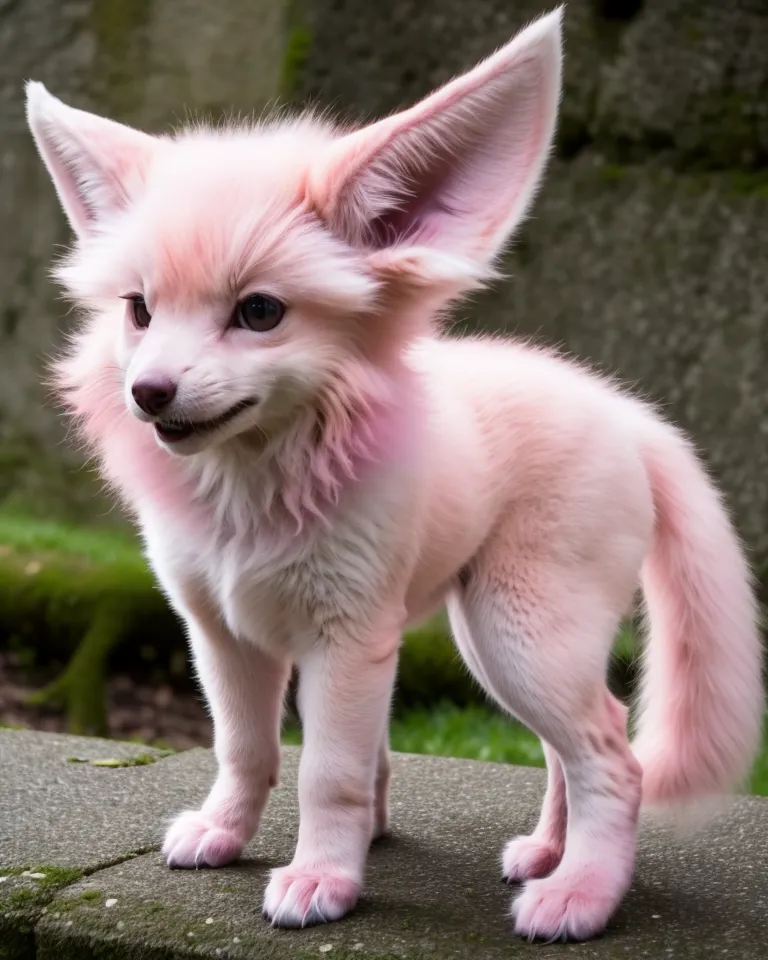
26;9;563;464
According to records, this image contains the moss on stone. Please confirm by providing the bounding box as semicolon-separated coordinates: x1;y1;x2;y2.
86;753;171;769
280;0;313;102
87;0;152;119
8;891;35;908
0;435;115;532
0;867;84;893
597;163;630;184
0;512;182;736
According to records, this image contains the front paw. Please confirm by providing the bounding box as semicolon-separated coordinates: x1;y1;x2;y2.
162;810;245;868
262;866;361;928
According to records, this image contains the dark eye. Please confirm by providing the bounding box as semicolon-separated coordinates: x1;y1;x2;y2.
125;295;151;329
236;294;285;332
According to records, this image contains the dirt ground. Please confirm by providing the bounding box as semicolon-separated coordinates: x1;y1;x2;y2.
0;650;212;750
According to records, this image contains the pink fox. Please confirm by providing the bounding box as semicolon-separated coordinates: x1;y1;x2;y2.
27;7;763;941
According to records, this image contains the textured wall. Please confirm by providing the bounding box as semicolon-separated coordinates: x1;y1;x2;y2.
287;0;768;580
0;0;287;521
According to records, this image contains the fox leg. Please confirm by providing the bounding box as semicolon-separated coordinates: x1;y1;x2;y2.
447;527;642;941
162;598;290;868
501;741;567;881
263;619;399;927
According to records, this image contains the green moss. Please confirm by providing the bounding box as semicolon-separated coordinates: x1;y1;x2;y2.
720;170;768;198
0;867;84;892
28;607;132;736
593;162;768;204
597;163;629;184
78;891;102;902
280;24;313;100
0;435;114;529
280;0;313;100
87;753;170;769
88;0;152;119
0;918;35;960
592;84;767;171
8;890;35;907
690;91;766;171
0;511;182;736
0;512;140;563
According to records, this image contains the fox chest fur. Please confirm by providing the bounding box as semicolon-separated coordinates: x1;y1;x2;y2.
140;450;425;657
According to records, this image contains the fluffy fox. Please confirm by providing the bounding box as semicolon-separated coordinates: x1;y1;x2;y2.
26;7;763;941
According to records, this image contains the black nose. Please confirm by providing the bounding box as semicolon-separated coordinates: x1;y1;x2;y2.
131;375;177;416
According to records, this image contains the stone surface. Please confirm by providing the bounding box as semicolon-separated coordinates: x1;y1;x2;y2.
0;730;213;960
0;0;288;522
290;0;768;169
594;0;768;168
286;0;602;155
2;730;768;958
0;731;214;869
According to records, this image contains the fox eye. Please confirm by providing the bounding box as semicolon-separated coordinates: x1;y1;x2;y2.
236;293;285;332
122;295;152;329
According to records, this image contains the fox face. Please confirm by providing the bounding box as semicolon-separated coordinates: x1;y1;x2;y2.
41;122;387;457
26;9;561;467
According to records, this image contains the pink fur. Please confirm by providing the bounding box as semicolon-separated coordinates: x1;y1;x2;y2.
26;6;763;943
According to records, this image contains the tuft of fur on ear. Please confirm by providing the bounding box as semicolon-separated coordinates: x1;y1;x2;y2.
307;7;563;291
26;82;159;236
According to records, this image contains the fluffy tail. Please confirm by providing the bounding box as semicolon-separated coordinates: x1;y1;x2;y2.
632;421;764;806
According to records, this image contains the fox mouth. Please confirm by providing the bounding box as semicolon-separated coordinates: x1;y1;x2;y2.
155;398;257;444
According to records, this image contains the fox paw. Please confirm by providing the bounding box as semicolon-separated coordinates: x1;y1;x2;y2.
262;866;360;928
511;868;622;941
162;810;244;868
502;836;562;882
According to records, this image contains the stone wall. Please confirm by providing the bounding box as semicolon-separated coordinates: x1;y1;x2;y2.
288;0;768;580
0;0;287;521
1;0;766;583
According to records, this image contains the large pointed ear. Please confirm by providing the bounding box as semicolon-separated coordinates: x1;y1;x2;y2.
307;8;563;288
26;82;159;237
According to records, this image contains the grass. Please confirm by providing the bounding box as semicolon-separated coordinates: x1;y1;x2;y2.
282;703;545;765
284;701;768;796
0;510;140;565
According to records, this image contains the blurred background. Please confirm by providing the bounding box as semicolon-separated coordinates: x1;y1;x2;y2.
0;1;766;789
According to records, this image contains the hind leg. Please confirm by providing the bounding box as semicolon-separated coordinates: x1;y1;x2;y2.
449;545;642;940
502;742;567;881
511;691;640;941
449;592;568;881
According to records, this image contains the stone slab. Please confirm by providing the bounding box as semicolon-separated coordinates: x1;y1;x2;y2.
0;731;215;870
2;731;768;958
0;730;219;959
